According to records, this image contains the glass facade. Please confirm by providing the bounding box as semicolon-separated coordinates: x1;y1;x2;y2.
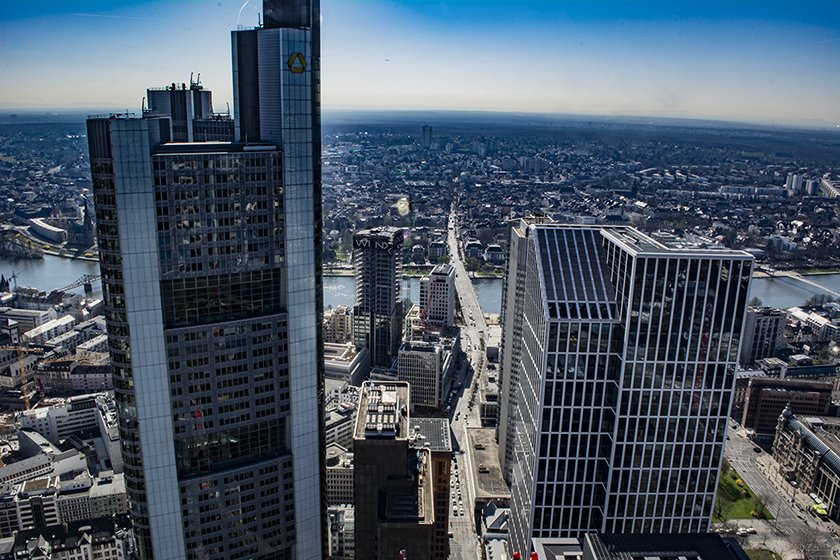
352;228;404;368
506;225;752;553
87;2;324;559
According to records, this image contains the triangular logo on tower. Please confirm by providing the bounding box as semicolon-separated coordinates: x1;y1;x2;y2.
287;52;306;74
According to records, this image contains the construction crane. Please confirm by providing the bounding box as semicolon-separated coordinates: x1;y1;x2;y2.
0;345;46;410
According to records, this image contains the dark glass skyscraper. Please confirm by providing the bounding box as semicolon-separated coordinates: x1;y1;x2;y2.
352;227;404;368
500;224;752;553
86;1;324;559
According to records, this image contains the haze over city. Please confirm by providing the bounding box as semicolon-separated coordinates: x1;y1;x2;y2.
1;0;839;127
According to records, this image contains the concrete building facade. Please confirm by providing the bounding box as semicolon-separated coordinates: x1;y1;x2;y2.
419;263;455;327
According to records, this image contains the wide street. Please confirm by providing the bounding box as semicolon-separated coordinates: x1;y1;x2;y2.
446;207;487;560
725;422;839;558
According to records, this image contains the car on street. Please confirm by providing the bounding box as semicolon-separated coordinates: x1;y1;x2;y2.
753;447;762;453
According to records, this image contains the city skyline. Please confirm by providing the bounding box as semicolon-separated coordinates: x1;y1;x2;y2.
1;1;839;127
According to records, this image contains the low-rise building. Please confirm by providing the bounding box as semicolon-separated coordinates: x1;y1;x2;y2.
581;533;746;560
328;505;355;560
324;305;353;344
324;343;370;385
326;444;354;506
774;407;840;522
3;514;135;560
21;316;76;345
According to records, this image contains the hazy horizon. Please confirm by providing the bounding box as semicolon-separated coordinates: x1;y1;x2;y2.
2;1;838;128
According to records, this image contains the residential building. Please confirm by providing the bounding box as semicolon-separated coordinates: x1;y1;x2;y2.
740;307;786;365
353;381;436;559
420;263;456;327
3;514;135;560
85;1;324;558
501;224;752;553
324;304;353;343
352;227;404;368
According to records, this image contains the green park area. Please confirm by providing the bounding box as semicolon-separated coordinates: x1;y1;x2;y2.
715;460;774;522
746;550;782;560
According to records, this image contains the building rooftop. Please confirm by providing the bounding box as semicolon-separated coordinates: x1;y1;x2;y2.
355;381;409;440
468;428;510;500
410;418;451;453
585;532;748;560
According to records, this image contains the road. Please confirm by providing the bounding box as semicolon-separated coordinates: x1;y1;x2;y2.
446;208;485;560
725;423;839;558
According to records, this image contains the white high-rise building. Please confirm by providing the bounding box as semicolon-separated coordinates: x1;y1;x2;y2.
500;224;753;553
419;263;456;328
397;340;448;409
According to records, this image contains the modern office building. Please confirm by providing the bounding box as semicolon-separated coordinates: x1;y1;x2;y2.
86;1;324;558
500;224;752;553
742;377;832;438
420;263;456;327
352;227;404;368
498;216;553;482
739;307;787;365
397;340;449;409
353;381;437;559
144;80;234;143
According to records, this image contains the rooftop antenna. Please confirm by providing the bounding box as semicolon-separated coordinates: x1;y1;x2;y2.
196;73;200;85
141;96;146;112
258;12;261;27
226;102;230;116
190;72;194;86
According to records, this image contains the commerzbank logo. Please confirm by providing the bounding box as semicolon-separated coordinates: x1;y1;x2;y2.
287;52;306;74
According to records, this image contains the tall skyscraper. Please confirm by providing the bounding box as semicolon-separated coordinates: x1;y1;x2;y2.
86;1;324;559
421;125;432;148
352;227;403;368
499;223;752;554
419;263;455;327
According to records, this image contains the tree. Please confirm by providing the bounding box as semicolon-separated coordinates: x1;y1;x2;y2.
793;529;830;560
748;296;763;307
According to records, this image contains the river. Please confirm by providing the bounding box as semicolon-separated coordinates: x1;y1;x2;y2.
3;254;838;314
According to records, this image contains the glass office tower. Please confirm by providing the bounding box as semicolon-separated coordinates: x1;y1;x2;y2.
504;224;752;554
86;1;324;559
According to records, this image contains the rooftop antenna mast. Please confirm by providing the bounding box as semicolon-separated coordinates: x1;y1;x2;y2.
141;96;146;112
190;72;194;86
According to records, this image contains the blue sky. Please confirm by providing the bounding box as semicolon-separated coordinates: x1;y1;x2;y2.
1;1;838;126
